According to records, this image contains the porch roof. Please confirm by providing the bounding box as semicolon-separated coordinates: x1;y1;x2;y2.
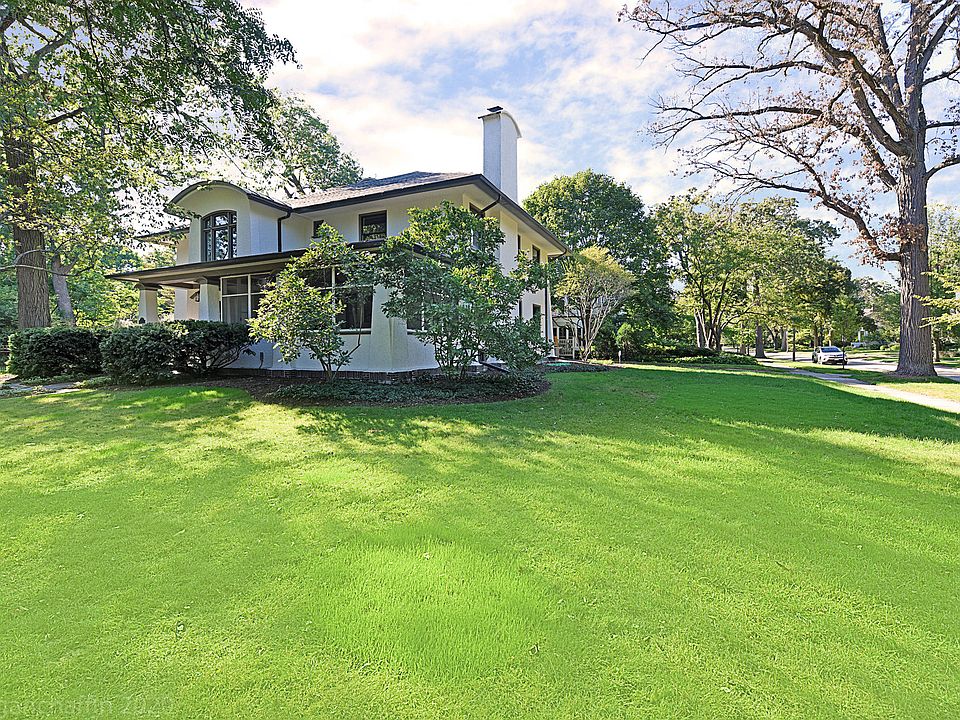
107;249;307;288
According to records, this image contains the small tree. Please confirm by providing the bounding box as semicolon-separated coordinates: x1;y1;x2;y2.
555;247;634;361
250;227;367;381
375;202;548;379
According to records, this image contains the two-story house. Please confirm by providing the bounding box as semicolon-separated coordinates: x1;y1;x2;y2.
111;107;567;378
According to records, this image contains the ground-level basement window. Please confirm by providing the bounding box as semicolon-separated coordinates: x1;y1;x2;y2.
221;273;271;323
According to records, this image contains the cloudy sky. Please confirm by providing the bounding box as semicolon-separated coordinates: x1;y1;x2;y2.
250;0;949;282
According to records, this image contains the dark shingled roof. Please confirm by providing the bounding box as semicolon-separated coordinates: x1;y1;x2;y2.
287;171;473;209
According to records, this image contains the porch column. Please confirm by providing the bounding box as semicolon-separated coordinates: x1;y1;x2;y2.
197;277;221;321
544;279;556;358
137;284;159;324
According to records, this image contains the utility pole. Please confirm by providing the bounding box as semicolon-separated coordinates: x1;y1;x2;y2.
791;328;796;362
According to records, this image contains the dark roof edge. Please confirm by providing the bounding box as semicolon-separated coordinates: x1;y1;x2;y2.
293;173;567;252
169;180;293;214
107;248;307;281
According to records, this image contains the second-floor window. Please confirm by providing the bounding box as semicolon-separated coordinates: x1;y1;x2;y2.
202;212;237;261
532;245;542;263
359;211;387;242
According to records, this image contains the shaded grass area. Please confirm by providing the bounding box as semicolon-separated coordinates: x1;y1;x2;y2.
2;367;960;718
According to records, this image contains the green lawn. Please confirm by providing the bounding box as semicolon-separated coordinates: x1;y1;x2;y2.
2;366;960;718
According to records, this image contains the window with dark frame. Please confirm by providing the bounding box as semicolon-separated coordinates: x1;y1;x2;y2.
532;245;541;263
201;211;237;262
359;211;387;242
308;264;373;331
532;304;542;326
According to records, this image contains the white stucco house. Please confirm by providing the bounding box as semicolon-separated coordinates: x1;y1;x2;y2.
111;107;568;378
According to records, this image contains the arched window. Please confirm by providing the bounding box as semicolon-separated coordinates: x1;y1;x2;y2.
201;211;237;261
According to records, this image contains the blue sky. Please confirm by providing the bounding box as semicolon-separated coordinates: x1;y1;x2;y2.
251;0;952;283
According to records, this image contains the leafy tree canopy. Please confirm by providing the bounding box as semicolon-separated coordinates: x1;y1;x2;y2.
375;201;549;378
555;246;634;361
524;169;672;335
1;0;295;327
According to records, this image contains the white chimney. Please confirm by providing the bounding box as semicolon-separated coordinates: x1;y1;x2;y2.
480;106;521;201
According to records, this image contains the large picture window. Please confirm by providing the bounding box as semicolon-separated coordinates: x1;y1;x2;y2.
202;212;237;261
220;273;271;323
308;266;373;331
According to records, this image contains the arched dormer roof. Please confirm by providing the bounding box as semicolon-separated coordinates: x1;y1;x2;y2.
168;180;292;214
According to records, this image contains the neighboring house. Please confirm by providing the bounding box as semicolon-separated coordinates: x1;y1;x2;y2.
111;107;567;378
551;302;582;360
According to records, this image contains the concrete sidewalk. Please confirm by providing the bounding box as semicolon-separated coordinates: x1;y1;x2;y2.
762;361;960;414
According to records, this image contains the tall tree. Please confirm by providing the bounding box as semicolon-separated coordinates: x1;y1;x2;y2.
734;198;839;357
656;193;752;350
255;95;362;199
524;169;672;333
622;1;960;376
0;0;294;328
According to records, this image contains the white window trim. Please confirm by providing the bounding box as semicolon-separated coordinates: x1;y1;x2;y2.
220;273;269;323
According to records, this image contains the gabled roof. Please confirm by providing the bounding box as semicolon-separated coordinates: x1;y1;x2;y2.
288;171;473;209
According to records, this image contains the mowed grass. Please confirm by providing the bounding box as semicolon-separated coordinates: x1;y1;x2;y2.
2;367;960;719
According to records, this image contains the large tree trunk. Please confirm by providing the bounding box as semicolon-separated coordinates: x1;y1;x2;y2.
3;131;51;329
895;162;935;377
754;323;766;358
49;251;75;325
695;311;707;348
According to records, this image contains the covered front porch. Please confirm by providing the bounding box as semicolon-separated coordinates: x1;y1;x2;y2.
109;250;304;324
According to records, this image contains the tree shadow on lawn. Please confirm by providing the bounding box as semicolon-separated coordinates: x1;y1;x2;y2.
3;369;960;715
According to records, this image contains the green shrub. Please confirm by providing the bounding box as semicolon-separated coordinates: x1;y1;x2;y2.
671;353;759;366
273;372;545;406
484;318;551;371
100;324;180;385
7;327;104;378
100;321;253;385
173;321;252;376
543;361;609;373
621;343;720;361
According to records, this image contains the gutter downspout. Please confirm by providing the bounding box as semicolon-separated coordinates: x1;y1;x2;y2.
480;192;501;215
277;210;292;253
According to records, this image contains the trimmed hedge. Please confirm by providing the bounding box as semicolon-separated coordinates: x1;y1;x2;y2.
671;353;759;366
625;343;720;361
7;327;104;378
100;324;181;385
101;321;252;385
174;321;252;376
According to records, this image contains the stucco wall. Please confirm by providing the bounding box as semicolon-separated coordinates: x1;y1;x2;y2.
171;181;559;373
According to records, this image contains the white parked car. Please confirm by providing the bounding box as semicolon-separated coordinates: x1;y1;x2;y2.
812;346;846;365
